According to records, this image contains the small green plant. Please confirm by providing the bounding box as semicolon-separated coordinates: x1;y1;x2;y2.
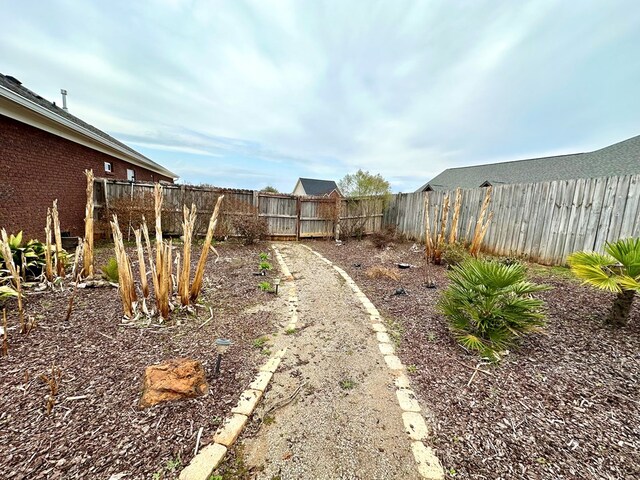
259;261;272;271
438;258;549;361
339;379;356;390
258;281;272;292
0;285;18;304
259;252;269;261
284;327;296;335
263;414;275;425
0;231;47;280
101;257;119;283
152;471;162;480
406;364;418;374
208;476;223;480
165;455;182;472
253;336;268;349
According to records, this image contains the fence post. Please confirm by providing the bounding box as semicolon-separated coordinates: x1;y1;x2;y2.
296;197;301;241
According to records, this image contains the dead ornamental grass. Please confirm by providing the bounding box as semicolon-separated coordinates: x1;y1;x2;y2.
366;265;400;281
83;169;95;278
109;215;137;318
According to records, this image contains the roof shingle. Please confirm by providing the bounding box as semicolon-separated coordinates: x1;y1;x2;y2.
417;134;640;191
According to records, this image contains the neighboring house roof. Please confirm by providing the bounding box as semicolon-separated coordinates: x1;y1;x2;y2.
295;178;341;196
0;73;177;179
417;134;640;192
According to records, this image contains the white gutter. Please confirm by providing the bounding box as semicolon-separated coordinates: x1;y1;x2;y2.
0;84;178;179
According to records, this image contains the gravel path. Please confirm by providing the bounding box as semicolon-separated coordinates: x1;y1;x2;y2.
241;243;420;479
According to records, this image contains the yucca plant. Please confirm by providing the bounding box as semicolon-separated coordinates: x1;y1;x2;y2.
438;258;549;361
567;238;640;327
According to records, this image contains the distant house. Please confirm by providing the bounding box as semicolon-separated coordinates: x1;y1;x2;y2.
0;73;177;238
292;178;342;197
416;134;640;192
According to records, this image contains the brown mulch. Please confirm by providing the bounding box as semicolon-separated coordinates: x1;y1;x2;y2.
310;238;640;480
0;241;279;480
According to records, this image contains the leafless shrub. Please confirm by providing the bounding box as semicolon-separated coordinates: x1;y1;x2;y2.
109;191;155;241
370;225;396;249
40;364;62;414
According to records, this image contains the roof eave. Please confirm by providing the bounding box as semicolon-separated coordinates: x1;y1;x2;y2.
0;85;178;179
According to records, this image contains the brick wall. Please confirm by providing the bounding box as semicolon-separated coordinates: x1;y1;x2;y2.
0;114;173;239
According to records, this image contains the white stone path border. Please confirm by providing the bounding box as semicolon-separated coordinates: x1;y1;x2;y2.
300;244;444;480
179;246;299;480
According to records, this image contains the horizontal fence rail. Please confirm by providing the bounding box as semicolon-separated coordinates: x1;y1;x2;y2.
386;174;640;265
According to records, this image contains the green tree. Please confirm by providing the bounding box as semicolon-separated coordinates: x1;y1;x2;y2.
567;238;640;326
337;170;392;239
261;185;279;194
338;169;391;197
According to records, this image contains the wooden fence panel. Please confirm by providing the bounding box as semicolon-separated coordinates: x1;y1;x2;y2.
388;173;640;265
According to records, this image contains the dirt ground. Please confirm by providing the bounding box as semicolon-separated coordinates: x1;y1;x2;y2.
217;243;422;479
310;238;640;480
0;241;278;480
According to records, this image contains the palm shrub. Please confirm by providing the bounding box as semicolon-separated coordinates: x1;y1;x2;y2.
438;258;549;361
567;238;640;326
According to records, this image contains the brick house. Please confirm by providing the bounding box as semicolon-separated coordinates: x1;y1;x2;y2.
0;73;177;239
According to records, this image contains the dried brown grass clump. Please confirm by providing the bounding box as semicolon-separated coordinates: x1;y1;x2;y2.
190;195;224;302
448;188;462;244
109;215;137;317
133;228;149;298
469;187;493;257
423;186;492;262
178;204;197;306
44;209;53;282
83;169;95;277
51;200;65;277
366;265;400;281
0;229;24;333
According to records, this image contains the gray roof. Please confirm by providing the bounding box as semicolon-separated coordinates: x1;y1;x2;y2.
417;134;640;191
297;178;340;196
0;73;177;179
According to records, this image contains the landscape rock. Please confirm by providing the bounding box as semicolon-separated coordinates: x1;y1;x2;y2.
139;358;208;408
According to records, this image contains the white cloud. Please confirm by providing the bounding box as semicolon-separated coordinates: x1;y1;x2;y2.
2;0;639;192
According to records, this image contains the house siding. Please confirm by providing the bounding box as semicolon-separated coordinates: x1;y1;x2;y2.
0;114;173;239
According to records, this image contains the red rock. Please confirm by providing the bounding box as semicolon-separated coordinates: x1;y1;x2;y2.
139;358;208;408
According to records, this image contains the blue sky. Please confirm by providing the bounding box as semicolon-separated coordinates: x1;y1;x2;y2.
2;0;639;192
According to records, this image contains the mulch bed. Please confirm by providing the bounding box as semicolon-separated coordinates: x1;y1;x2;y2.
309;238;640;480
0;241;279;479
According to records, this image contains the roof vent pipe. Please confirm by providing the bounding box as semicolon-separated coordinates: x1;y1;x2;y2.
60;89;68;111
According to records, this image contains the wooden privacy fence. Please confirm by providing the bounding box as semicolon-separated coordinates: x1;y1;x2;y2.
94;180;384;240
386;174;640;265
